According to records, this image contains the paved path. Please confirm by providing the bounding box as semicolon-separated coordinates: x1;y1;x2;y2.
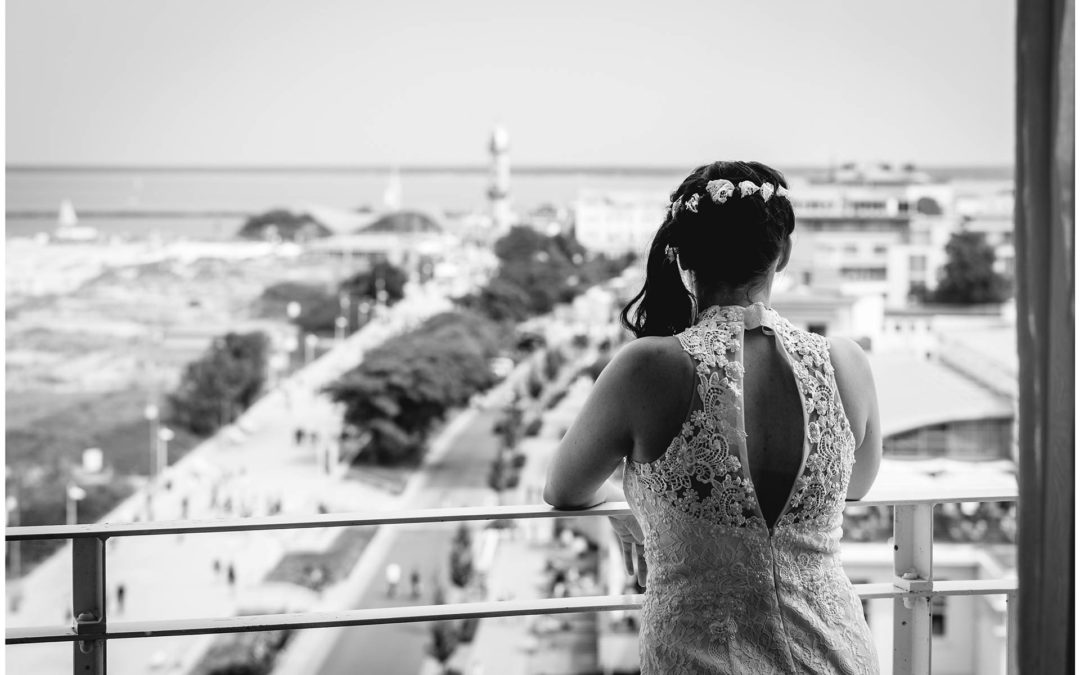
313;407;503;675
5;290;452;675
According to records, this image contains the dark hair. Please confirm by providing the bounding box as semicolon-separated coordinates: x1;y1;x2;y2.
620;161;795;337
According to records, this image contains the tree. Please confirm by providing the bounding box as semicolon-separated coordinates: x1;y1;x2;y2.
256;282;339;334
168;332;270;436
428;584;459;674
324;312;500;464
235;209;331;242
454;277;533;323
932;231;1010;304
448;524;474;588
339;260;408;307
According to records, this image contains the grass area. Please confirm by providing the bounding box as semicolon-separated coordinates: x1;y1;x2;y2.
188;630;291;675
191;527;378;674
6;386;201;476
6;385;203;574
264;526;378;591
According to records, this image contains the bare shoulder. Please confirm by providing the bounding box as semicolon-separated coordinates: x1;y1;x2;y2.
827;336;878;447
827;336;874;383
605;336;692;386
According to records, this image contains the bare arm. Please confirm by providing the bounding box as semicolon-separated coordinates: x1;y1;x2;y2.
543;337;689;509
829;336;883;500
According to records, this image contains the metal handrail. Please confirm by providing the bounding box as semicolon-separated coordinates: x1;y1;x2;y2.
5;487;1019;675
4;484;1017;542
7;579;1018;645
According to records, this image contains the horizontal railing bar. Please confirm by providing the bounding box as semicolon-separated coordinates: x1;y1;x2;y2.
855;579;1018;599
5;486;1018;541
4;580;1020;645
5;503;632;542
7;595;645;644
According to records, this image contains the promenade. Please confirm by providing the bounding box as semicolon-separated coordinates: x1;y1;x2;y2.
5;288;452;675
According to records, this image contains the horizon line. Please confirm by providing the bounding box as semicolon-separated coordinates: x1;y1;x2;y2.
6;162;1016;176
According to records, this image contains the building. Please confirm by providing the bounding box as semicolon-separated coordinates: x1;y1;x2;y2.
784;173;958;308
572;190;669;258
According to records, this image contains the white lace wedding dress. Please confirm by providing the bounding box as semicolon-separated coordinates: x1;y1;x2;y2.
623;303;878;674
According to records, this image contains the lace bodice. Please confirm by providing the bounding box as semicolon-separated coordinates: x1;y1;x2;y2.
623;303;878;674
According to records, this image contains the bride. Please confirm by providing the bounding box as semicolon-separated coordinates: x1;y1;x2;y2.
544;160;882;673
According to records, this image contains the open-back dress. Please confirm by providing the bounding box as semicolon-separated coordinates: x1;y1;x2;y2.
623;303;879;674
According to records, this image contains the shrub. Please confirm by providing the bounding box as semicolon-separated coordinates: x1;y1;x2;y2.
168;332;270;436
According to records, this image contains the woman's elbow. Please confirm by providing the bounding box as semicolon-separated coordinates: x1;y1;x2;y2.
543;482;574;509
543;480;595;510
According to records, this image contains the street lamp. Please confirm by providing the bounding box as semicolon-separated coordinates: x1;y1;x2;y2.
157;427;175;480
339;293;351;331
7;495;20;591
304;333;318;365
66;483;86;527
334;316;348;343
144;404;160;479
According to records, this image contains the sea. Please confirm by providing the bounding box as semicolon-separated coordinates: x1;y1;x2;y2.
4;165;1014;241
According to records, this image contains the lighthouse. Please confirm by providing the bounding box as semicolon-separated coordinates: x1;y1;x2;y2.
488;125;512;231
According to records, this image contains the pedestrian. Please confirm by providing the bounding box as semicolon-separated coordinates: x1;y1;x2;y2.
409;568;422;599
116;583;126;613
180;496;189;520
226;563;236;589
294;427;304;446
385;563;401;598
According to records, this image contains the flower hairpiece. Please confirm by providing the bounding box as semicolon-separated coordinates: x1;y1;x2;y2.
706;179;735;204
664;244;678;263
738;181;760;198
670;179;791;219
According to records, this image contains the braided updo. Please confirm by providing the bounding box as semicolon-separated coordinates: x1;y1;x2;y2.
620;160;796;338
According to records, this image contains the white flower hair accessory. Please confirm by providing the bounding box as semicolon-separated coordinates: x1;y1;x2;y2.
760;183;775;202
670;196;682;218
776;185;789;198
706;179;735;204
738;181;760;198
685;193;701;213
664;244;678;263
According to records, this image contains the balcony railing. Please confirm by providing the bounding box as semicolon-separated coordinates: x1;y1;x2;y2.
5;484;1018;675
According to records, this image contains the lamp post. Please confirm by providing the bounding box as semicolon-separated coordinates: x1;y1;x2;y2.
66;483;86;527
6;494;22;611
334;316;348;344
339;292;351;333
144;403;160;479
286;301;303;369
7;494;20;582
304;333;318;365
157;427;175;480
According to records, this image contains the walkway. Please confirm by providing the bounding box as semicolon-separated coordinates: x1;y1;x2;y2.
4;289;452;675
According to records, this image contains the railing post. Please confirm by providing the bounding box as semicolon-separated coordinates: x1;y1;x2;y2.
892;503;933;675
1005;590;1018;675
72;537;107;675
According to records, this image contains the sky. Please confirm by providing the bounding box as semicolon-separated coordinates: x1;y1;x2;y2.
6;0;1016;168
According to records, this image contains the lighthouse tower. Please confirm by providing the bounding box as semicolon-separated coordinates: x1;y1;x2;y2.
488;125;512;231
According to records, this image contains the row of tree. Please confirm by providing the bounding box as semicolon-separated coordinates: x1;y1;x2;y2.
257;260;409;335
456;226;635;323
323;228;632;466
324;311;504;464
